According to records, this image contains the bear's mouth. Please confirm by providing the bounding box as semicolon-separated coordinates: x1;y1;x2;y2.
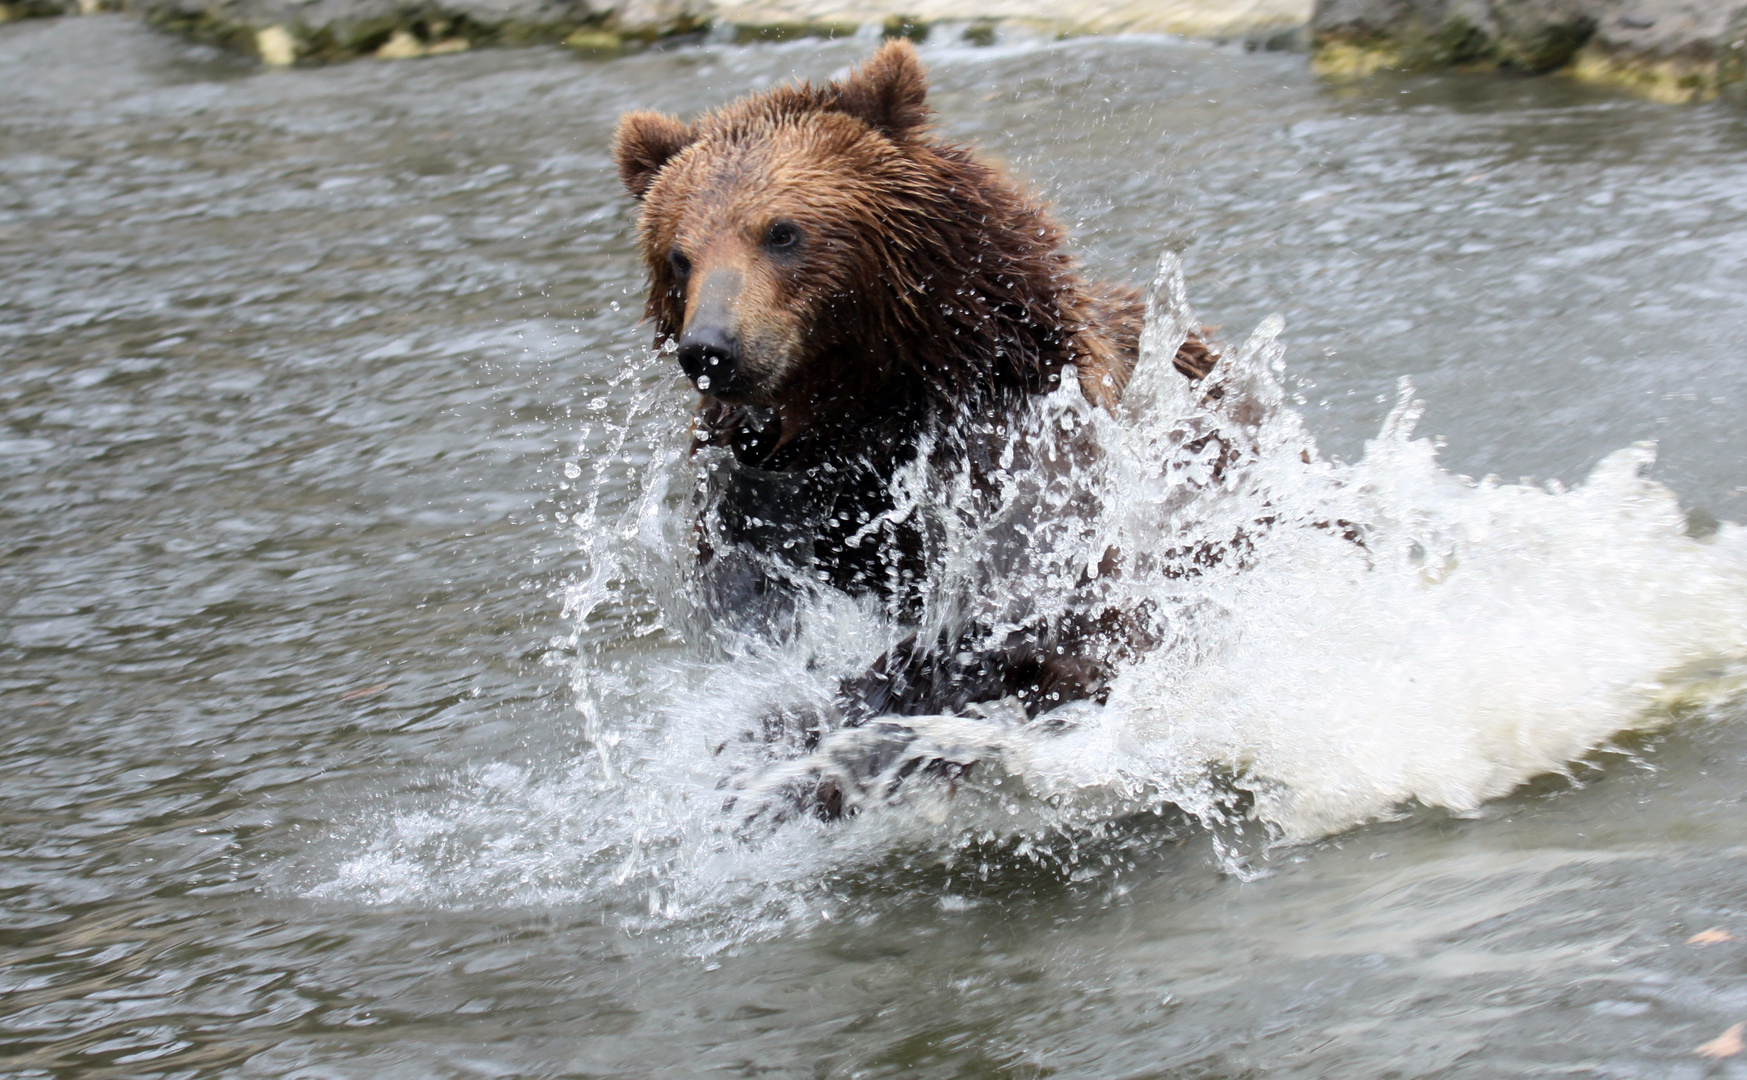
684;354;787;407
696;379;766;407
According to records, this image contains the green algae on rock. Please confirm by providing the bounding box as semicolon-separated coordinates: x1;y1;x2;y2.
1;0;108;19
135;0;709;64
708;0;1309;47
1311;0;1601;76
1572;0;1747;102
1312;0;1747;102
8;0;1313;64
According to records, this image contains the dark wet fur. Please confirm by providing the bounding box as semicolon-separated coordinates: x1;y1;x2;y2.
615;43;1217;819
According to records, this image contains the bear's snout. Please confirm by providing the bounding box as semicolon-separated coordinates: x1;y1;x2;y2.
676;324;740;394
677;267;750;397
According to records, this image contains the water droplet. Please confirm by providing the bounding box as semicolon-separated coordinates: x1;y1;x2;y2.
697;375;711;390
563;462;581;479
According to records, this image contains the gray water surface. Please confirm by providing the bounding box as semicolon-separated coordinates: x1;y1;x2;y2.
5;16;1747;1078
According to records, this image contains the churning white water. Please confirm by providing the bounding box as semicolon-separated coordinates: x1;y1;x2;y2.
17;24;1747;1072
316;253;1747;936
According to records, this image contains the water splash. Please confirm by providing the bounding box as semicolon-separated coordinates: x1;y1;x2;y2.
313;254;1747;936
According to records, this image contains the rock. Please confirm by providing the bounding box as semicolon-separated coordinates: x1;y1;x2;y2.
255;22;294;63
709;0;1311;49
373;26;425;57
133;0;709;64
373;25;469;56
1;0;96;19
1311;0;1605;75
562;26;623;52
1312;0;1747;99
9;0;1313;61
1573;0;1747;101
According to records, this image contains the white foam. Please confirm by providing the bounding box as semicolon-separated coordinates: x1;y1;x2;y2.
311;254;1747;932
1023;409;1747;842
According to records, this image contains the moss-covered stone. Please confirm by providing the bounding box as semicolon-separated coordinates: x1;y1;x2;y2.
728;19;858;44
1312;0;1744;100
130;0;686;64
1312;9;1597;77
1494;16;1595;72
1311;26;1498;77
142;4;264;57
563;28;622;55
1310;35;1406;77
1570;43;1740;103
881;14;925;42
0;0;80;18
958;20;998;46
115;0;1312;70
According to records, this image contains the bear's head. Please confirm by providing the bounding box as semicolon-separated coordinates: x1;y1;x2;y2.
615;41;1047;420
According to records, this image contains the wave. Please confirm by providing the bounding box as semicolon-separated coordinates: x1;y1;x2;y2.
310;254;1747;939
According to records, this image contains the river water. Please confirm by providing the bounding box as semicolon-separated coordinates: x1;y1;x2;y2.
5;14;1747;1078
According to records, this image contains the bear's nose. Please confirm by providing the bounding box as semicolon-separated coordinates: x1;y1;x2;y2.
676;326;740;394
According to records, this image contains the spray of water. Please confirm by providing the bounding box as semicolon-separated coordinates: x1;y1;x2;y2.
313;254;1747;938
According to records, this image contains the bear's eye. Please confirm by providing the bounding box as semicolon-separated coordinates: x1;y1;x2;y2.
764;222;802;251
668;250;691;279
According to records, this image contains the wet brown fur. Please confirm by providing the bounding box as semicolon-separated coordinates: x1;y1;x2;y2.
614;44;1216;790
616;41;1212;479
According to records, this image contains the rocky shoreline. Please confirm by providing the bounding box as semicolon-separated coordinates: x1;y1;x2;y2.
0;0;1309;65
1;0;1742;104
1312;0;1747;102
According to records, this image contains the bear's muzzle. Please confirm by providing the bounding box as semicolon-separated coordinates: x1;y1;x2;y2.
678;268;744;396
677;323;740;395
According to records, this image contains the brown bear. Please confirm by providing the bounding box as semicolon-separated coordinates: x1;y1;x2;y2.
613;41;1213;799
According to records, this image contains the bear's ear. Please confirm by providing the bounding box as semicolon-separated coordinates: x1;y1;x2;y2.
614;110;695;200
831;39;931;138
